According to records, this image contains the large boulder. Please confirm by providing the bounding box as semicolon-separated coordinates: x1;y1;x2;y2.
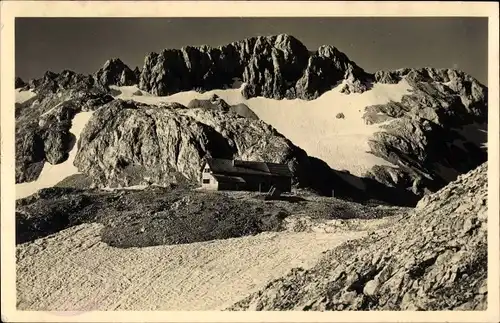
73;99;326;188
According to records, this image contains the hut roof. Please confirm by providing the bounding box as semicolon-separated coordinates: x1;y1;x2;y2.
206;158;292;178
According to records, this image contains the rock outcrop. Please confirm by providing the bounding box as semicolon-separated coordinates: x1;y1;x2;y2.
295;45;370;99
73;99;325;188
67;97;417;205
13;69;413;204
94;58;138;87
139;34;368;99
364;68;487;195
15;70;113;183
26;70;107;96
187;94;259;120
135;35;487;198
15;77;27;89
230;163;488;310
132;66;141;82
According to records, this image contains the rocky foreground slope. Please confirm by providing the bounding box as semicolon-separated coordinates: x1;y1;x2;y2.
229;163;488;310
16;187;405;310
15;163;487;311
15;34;487;203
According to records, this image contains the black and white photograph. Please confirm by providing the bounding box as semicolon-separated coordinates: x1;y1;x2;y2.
1;1;499;322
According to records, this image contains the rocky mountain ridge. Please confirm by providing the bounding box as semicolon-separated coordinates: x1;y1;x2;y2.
138;34;370;99
16;34;370;100
15;34;487;204
363;67;487;194
94;58;139;87
16;34;487;104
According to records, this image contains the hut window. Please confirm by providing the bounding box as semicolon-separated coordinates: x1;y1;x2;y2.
204;168;211;173
203;179;210;184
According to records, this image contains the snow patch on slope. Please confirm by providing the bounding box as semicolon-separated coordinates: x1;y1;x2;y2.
111;80;412;177
109;85;148;98
16;112;94;200
15;89;36;104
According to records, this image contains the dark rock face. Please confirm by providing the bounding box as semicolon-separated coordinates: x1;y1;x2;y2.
27;70;107;96
15;124;45;183
132;66;141;81
230;163;488;310
296;45;371;99
139;34;368;100
94;58;138;87
15;77;27;89
15;71;113;183
363;68;487;195
41;121;73;165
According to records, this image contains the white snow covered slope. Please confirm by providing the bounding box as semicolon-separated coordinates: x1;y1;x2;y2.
15;112;94;200
15;88;36;104
111;80;412;177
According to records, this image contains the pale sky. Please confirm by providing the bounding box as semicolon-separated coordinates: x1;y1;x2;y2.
16;17;488;85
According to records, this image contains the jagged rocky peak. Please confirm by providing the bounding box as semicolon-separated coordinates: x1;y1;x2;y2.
139;34;368;100
15;77;27;89
374;67;487;108
376;67;485;87
25;69;106;95
239;34;311;99
296;44;370;99
132;66;141;80
362;65;487;195
95;57;138;87
315;44;358;69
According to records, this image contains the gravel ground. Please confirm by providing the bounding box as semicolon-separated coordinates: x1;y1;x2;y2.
16;186;405;247
16;186;407;310
17;222;365;310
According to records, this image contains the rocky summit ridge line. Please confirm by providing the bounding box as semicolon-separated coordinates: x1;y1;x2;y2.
15;34;488;204
17;34;370;100
138;34;370;99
